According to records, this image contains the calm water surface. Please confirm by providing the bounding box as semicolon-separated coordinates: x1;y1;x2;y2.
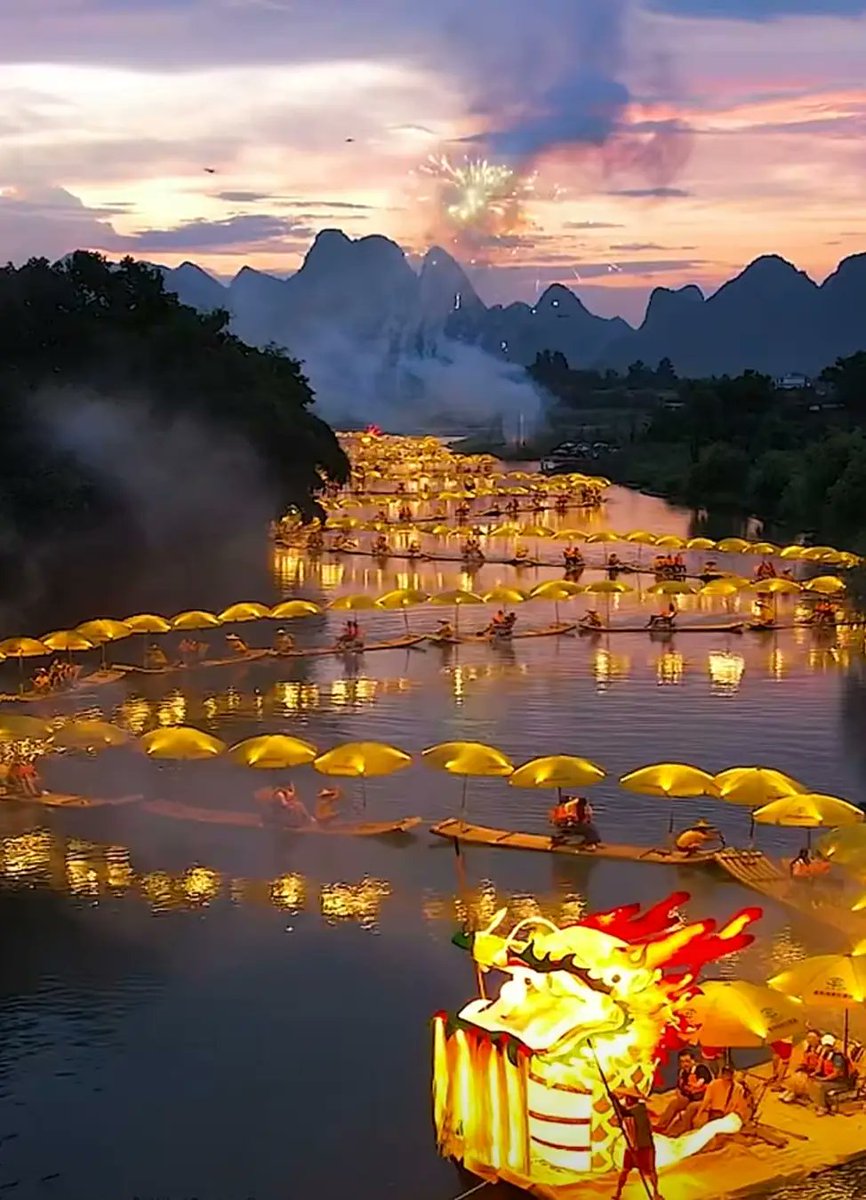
1;485;864;1200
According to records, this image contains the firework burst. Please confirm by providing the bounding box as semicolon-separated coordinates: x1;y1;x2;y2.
420;154;535;251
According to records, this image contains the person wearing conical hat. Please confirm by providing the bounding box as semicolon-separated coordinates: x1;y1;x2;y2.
675;818;725;856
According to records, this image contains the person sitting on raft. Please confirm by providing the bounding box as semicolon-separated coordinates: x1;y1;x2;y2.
808;599;837;626
790;848;831;879
455;503;470;524
513;543;530;564
435;619;455;641
494;611;517;639
750;596;776;630
372;534;390;556
607;552;623;575
335;619;364;650
484;609;507;636
267;783;313;828
225;632;250;657
673;553;687;578
32;666;52;693
179;637;208;663
7;757;43;798
461;536;484;562
550;795;602;848
407;540;422;557
273;628;295;655
314;786;343;825
699;559;722;582
675;817;725;856
564;546;585;572
306;528;324;552
144;643;169;670
398;503;412;523
579;608;603;630
505;498;519;518
332;533;357;552
755;558;776;580
647;602;677;630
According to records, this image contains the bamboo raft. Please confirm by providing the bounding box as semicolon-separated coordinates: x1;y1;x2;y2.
0;668;129;703
578;622;745;636
428;623;577;646
143;799;422;837
714;849;865;935
277;634;427;658
1;791;142;809
429;819;718;866
117;649;272;675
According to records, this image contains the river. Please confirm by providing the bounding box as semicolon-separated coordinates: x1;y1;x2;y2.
0;484;864;1200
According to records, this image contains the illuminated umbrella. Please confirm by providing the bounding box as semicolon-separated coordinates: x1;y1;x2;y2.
376;588;430;632
509;754;605;801
584;531;621;544
770;954;866;1050
716;537;751;553
699;579;743;598
552;528;590;541
686;537;717;551
803;576;846;596
429;588;484;633
422;740;513;813
218;602;271;623
328;594;379;611
170;610;221;630
41;630;95;653
580;578;634;624
269;600;322;619
747;579;802;595
748;541;780;556
753;793;863;847
528;579;582;624
817;826;866;866
313;740;411;806
714;766;806;807
139;726;227;760
0;714;52;742
654;534;686;550
646;580;699;596
482;585;529;605
0;637;50;686
228;734;318;769
52;720;130;751
802;546;838;561
780;545;807;560
624;530;658;546
620;762;718;832
683;981;804;1049
123;614;172;634
76;619;133;644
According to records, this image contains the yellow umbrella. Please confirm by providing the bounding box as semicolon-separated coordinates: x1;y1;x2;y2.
646;580;699;596
716;537;751;553
780;545;807;560
269;600;322;619
753;793;864;846
218;602;271;623
313;740;411;805
0;714;52;741
801;546;838;561
683;981;804;1049
624;530;658;546
509;754;606;800
376;588;430;632
580;578;634;623
139;726;226;760
748;541;780;556
585;531;621;544
654;534;686;550
482;585;529;605
76;619;133;643
429;588;484;633
422;740;513;813
52;720;130;751
123;614;172;634
41;630;95;653
803;576;846;595
552;528;589;541
699;579;743;597
0;637;49;659
686;537;717;551
816;825;866;866
228;734;318;769
714;766;806;807
620;762;718;832
328;594;379;611
770;954;866;1049
528;580;582;624
746;579;802;595
170;610;221;630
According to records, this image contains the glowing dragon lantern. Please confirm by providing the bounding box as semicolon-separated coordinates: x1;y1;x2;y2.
432;892;761;1188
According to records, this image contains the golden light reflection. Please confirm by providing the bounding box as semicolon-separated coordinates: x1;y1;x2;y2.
593;649;630;688
271;681;320;714
656;650;684;686
320;877;391;928
118;696;151;735
271;873;306;913
183;865;221;905
769;648;786;681
272;547;306;588
708;651;745;692
0;829;53;882
157;690;187;727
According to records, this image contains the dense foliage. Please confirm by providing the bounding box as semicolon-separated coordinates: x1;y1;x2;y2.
531;350;866;548
0;252;348;543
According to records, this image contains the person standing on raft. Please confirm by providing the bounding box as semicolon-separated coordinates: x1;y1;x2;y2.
612;1088;663;1200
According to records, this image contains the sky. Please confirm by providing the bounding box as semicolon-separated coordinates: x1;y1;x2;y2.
1;0;865;324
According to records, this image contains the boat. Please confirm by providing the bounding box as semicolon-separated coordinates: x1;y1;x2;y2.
577;621;745;636
539;441;588;475
142;799;422;837
117;649;272;675
277;634;427;658
430;818;718;865
0;668;130;703
1;791;142;809
428;623;577;646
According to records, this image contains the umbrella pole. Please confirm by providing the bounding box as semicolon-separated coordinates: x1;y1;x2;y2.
460;774;469;814
17;654;24;693
360;775;367;810
403;609;410;634
844;1008;850;1057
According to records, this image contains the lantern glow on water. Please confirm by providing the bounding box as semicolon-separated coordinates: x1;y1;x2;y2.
432;893;759;1187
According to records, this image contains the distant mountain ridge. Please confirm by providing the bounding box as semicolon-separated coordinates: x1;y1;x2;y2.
160;232;866;378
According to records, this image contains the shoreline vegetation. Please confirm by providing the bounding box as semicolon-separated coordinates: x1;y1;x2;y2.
458;351;866;554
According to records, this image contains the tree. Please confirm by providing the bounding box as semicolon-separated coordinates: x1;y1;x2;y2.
821;352;866;415
655;357;677;385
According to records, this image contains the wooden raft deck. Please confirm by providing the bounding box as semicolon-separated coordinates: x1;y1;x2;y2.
715;848;866;937
429;819;718;866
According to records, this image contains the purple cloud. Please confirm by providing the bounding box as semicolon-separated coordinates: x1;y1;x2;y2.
119;214;314;251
